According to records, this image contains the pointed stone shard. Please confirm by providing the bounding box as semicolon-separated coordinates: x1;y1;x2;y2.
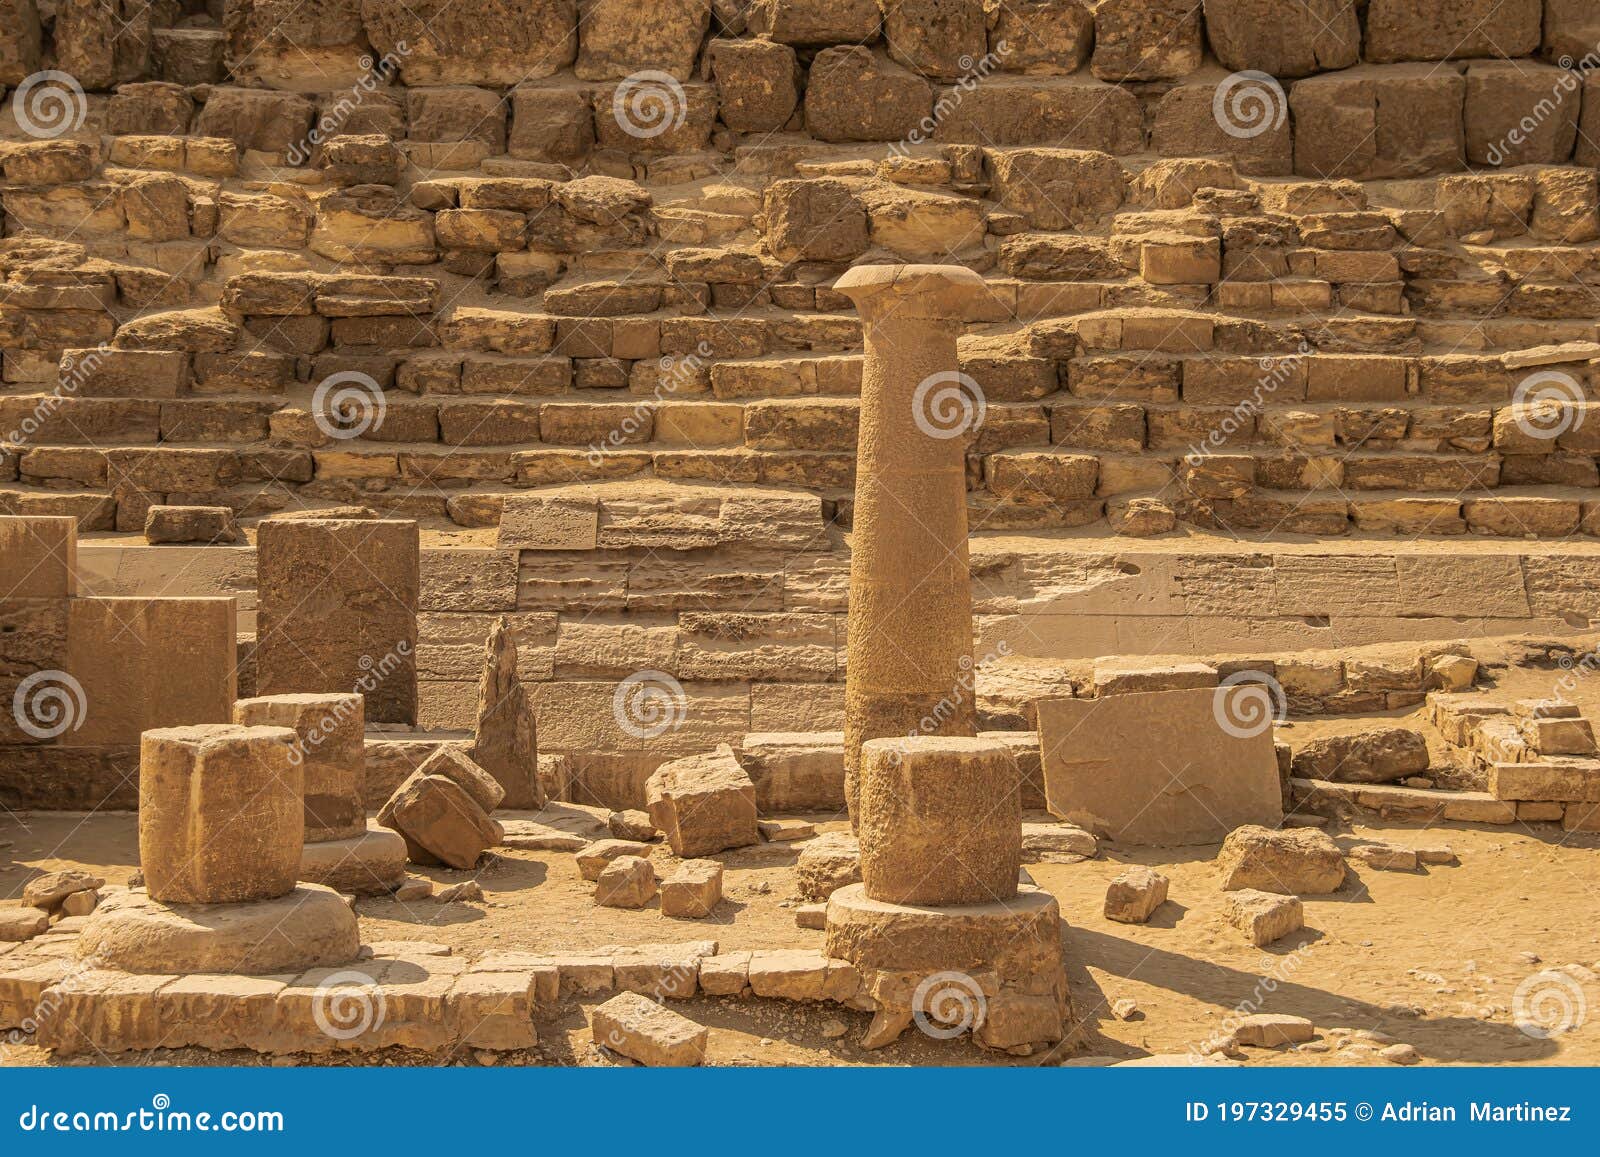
469;616;544;809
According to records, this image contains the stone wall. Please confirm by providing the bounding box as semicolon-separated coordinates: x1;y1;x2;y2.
1;2;1600;538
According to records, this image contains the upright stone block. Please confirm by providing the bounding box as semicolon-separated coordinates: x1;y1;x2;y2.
858;737;1021;906
468;616;542;809
67;597;238;746
0;515;77;598
139;724;304;904
834;265;991;821
256;517;419;725
233;693;367;841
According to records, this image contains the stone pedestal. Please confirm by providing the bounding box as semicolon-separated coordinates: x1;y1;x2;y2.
825;734;1072;1053
140;724;304;905
858;737;1021;906
83;722;363;976
835;264;991;822
297;825;408;895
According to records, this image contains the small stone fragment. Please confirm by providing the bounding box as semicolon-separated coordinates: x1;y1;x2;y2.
595;856;657;909
592;990;708;1067
1234;1013;1315;1046
608;810;659;842
659;859;723;919
576;839;654;881
1223;888;1305;947
1104;866;1170;924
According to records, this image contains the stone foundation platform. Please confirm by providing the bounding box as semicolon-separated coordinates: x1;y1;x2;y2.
299;826;409;896
75;885;360;975
824;883;1072;1053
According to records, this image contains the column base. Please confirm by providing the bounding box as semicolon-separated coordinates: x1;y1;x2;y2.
300;825;408;895
824;883;1073;1054
76;884;361;975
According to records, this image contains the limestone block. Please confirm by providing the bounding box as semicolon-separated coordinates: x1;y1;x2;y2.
645;746;761;858
763;178;870;262
0;908;49;942
0;515;77;598
143;505;242;545
361;0;577;85
193;87;316;153
234;693;367;842
0;0;42;85
226;0;372;91
595;855;657;908
737;732;846;812
708;37;799;132
1216;825;1346;895
576;838;655;881
1365;0;1540;63
592;990;707;1066
385;773;499;869
880;0;986;80
858;737;1021;906
468;616;542;808
989;0;1092;75
1290;727;1429;784
745;0;881;44
804;46;932;142
255;517;418;725
1222;888;1303;946
1201;0;1358;77
796;831;861;900
298;826;408;895
1104;867;1169;924
1039;687;1283;846
575;0;710;81
1464;62;1579;167
139;724;304;905
1092;0;1202;82
660;859;723;918
22;869;102;911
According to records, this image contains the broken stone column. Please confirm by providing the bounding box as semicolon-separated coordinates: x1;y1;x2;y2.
469;615;543;809
826;736;1072;1054
233;692;407;896
77;722;360;975
834;264;991;822
255;516;419;725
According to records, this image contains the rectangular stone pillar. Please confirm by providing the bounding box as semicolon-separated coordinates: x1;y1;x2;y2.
67;597;239;745
0;516;77;745
255;517;419;725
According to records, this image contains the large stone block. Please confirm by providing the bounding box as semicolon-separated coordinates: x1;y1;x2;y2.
384;771;499;869
1202;0;1358;77
1464;61;1580;167
708;37;799;132
234;693;367;842
1291;66;1465;180
764;178;870;261
140;724;304;905
66;597;238;746
1216;825;1346;895
644;745;761;858
575;0;710;81
804;46;932;141
1038;686;1283;845
0;0;42;85
255;517;419;725
989;0;1092;75
226;0;372;91
880;0;986;80
1365;0;1541;63
0;515;76;598
745;0;881;44
935;79;1144;153
361;0;578;85
1092;0;1202;82
857;737;1021;906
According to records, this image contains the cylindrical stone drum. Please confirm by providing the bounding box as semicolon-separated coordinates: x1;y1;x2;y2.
139;724;303;904
234;693;366;842
858;736;1022;907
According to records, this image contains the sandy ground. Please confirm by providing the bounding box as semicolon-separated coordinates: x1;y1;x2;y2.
4;804;1600;1069
6;640;1600;1068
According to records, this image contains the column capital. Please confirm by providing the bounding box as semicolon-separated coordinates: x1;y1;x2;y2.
834;263;992;320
